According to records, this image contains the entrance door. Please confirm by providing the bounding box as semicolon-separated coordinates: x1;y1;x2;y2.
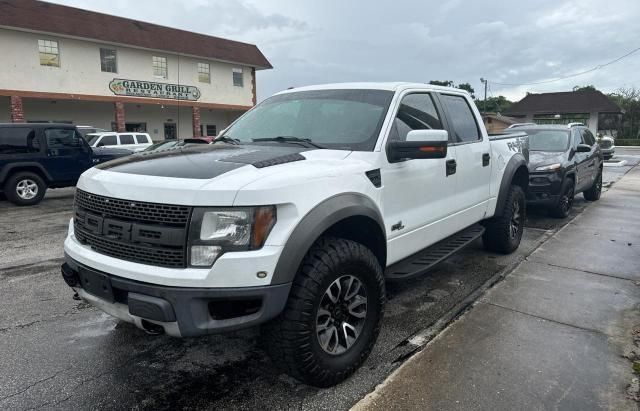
164;123;177;140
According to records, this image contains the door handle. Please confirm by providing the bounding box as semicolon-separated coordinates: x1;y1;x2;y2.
446;159;457;176
482;153;491;167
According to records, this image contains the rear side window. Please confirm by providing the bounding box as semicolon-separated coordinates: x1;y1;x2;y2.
389;93;443;142
99;135;117;146
45;128;81;149
135;134;150;144
119;134;134;144
0;127;40;154
440;94;481;143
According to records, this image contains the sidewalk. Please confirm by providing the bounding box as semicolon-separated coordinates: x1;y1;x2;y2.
355;166;640;410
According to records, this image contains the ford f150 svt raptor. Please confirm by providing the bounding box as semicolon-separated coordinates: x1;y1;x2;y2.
61;83;529;387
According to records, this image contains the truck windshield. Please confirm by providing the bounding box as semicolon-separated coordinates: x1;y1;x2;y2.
220;89;394;151
527;130;570;152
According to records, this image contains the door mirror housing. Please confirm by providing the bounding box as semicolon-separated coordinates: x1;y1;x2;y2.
387;129;449;163
576;143;591;153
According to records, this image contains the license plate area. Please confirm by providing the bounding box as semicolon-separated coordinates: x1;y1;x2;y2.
78;267;115;303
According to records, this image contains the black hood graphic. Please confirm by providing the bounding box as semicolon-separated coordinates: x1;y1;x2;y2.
96;143;309;179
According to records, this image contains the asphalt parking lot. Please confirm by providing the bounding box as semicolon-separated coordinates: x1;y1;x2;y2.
1;149;639;410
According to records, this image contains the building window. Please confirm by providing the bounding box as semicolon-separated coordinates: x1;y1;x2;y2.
153;56;167;78
198;63;210;83
233;67;243;87
100;48;117;73
200;124;217;136
38;39;59;67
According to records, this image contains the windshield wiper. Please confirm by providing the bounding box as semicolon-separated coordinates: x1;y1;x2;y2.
252;136;325;149
213;135;241;145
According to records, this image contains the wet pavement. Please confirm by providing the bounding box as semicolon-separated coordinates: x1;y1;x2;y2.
1;152;638;410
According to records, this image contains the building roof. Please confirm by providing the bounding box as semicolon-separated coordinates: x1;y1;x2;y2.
503;90;621;116
0;0;272;69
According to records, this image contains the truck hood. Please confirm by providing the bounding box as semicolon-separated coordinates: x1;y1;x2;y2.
528;150;566;171
78;143;354;206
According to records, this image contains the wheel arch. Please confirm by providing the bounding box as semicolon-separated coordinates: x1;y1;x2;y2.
494;154;529;217
271;193;386;285
0;163;52;185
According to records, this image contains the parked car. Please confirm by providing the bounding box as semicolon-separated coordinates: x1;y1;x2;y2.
76;125;107;138
61;83;530;387
597;134;615;160
86;132;153;152
514;124;602;218
0;123;131;205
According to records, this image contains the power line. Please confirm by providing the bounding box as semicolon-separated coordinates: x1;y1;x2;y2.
489;46;640;87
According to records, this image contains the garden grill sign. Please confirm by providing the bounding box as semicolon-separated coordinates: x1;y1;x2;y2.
109;79;201;101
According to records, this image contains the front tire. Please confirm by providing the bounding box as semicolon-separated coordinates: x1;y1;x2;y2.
483;185;525;254
549;178;574;218
583;169;602;201
4;172;47;206
264;237;385;387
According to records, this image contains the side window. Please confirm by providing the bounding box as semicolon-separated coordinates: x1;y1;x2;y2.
99;135;117;146
119;134;135;145
440;94;481;143
582;129;596;146
573;129;584;148
135;134;150;144
389;93;443;142
45;128;81;149
0;128;39;154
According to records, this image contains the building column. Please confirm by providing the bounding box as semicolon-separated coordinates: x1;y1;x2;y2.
251;67;257;106
10;96;25;123
192;106;201;138
114;101;125;132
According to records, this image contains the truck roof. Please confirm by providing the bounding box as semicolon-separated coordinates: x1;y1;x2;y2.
274;82;471;96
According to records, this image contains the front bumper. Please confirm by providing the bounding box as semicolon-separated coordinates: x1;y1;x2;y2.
526;171;563;206
62;256;291;337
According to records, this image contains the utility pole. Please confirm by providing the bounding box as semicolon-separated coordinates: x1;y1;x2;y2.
480;78;488;113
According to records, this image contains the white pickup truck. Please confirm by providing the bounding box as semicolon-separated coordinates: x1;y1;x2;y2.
61;83;529;387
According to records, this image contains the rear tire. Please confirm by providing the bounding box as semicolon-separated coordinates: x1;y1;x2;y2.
4;172;47;206
483;185;525;254
583;169;602;201
264;237;385;387
549;178;574;218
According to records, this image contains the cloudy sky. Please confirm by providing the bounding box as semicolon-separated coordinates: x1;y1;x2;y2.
52;0;640;102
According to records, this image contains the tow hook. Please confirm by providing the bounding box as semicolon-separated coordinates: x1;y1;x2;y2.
141;319;165;336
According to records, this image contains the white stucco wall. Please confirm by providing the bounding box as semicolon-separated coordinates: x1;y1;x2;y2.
0;28;254;106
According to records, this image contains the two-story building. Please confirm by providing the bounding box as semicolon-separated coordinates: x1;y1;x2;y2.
0;0;272;140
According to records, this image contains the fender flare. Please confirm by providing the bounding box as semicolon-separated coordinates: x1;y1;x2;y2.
494;154;528;217
270;193;385;285
0;162;53;183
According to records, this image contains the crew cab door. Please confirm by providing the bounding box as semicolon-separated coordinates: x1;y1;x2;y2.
42;128;92;182
571;128;592;191
579;128;599;190
438;93;491;221
381;92;458;264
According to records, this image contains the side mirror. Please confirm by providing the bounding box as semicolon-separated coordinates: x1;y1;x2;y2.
387;129;448;163
576;144;591;153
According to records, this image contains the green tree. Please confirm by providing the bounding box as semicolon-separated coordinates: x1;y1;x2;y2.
457;83;475;99
428;80;475;98
429;80;454;87
573;85;597;92
609;87;640;138
475;96;512;113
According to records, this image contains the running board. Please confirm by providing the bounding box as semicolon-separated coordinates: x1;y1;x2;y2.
385;224;485;281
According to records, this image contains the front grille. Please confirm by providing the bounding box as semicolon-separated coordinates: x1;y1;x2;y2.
74;190;191;268
75;189;190;225
599;140;612;149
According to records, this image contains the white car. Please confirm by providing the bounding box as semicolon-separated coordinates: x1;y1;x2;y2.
61;82;529;387
86;132;152;152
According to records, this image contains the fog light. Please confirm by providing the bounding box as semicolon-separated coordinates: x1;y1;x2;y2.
190;245;222;266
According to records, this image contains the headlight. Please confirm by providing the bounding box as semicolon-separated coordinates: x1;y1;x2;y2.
188;206;276;267
535;163;561;171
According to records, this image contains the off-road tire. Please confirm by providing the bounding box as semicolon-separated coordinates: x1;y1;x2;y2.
549;178;575;218
4;171;47;206
264;237;385;387
483;185;525;254
583;169;602;201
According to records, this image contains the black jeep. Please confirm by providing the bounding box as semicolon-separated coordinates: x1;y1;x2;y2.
0;123;131;206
